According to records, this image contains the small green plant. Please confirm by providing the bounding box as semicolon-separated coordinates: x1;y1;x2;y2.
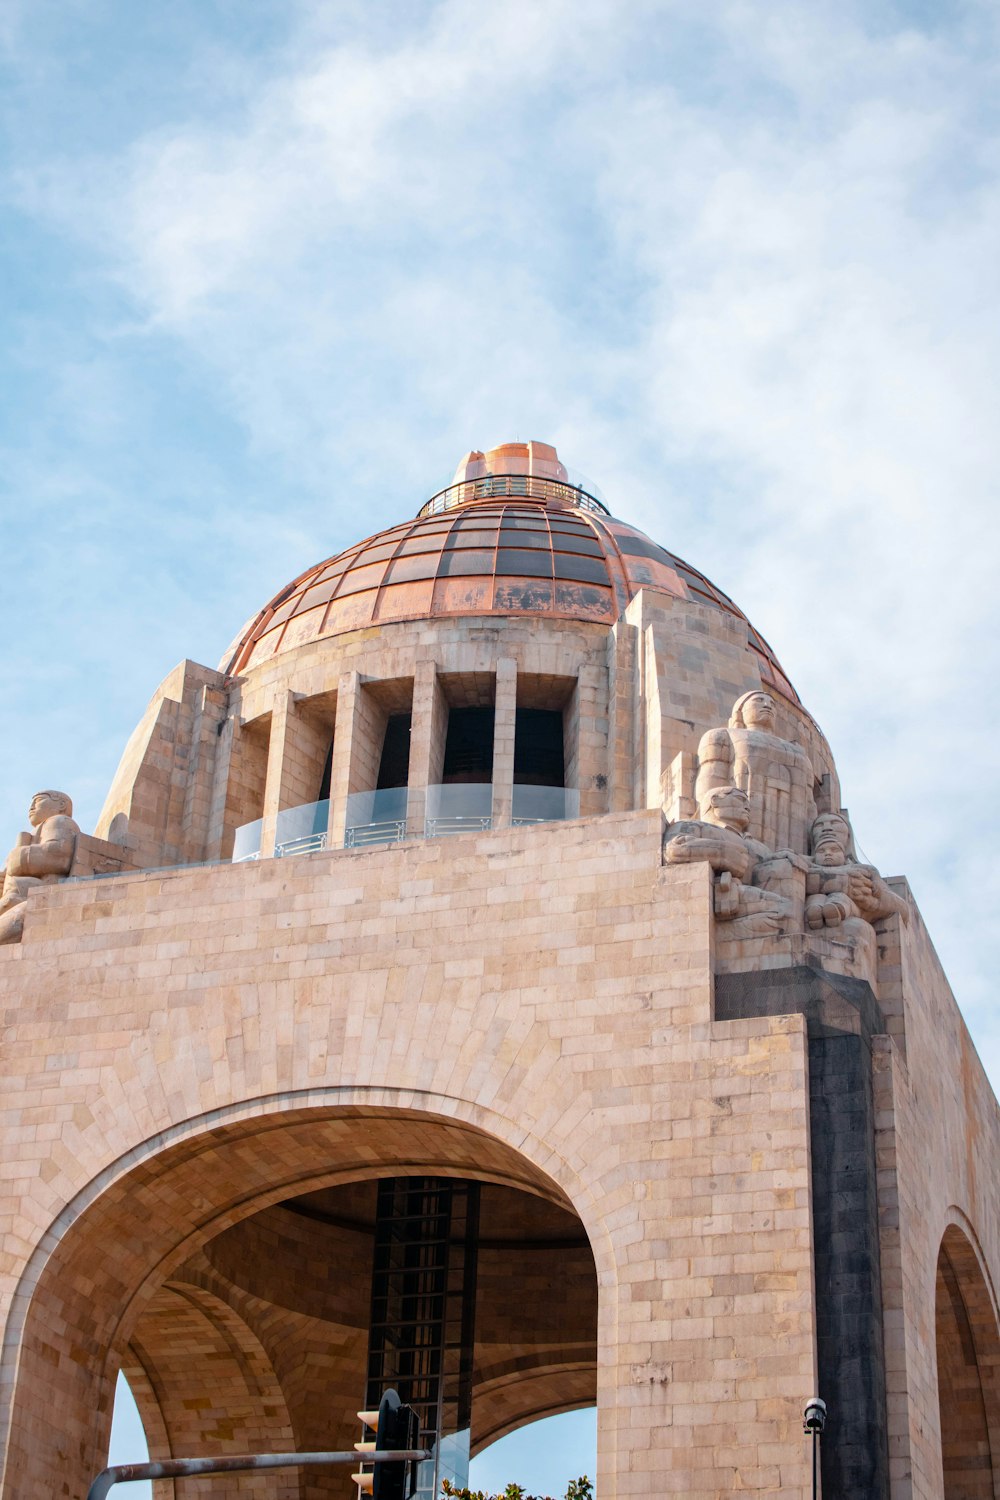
442;1476;592;1500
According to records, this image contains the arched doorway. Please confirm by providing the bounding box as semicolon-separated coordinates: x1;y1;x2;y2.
935;1222;1000;1498
1;1099;603;1499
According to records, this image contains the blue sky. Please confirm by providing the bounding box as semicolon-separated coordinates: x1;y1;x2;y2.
5;0;1000;1487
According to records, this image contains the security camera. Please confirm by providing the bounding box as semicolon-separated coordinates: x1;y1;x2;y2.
803;1397;827;1434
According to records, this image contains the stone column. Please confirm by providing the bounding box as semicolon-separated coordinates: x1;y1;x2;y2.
259;691;294;858
491;658;517;829
575;663;609;817
407;661;447;837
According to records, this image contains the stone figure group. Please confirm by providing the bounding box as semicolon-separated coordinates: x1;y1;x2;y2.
664;691;907;944
0;791;79;945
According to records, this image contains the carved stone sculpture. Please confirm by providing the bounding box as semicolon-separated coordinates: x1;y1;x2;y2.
0;791;79;945
695;690;814;854
806;812;909;931
665;784;802;936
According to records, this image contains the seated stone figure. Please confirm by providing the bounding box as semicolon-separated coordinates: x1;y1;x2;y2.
806;811;909;931
0;791;80;945
695;689;814;855
665;784;803;936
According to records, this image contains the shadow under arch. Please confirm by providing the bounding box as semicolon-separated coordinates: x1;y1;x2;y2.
935;1213;1000;1498
1;1089;615;1500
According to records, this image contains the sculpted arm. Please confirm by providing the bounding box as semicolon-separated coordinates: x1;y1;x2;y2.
849;865;909;925
6;815;78;879
695;727;735;805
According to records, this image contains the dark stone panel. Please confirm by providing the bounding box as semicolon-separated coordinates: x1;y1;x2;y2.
715;964;890;1500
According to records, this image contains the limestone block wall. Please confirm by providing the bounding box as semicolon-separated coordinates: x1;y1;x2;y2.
96;659;228;867
0;813;819;1500
872;901;1000;1500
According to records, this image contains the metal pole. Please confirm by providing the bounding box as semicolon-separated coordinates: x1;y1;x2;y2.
812;1429;817;1500
86;1447;430;1500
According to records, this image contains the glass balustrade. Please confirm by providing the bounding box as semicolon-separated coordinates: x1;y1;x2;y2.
275;799;330;857
231;817;263;862
511;784;580;825
424;783;493;838
344;787;409;848
234;782;578;862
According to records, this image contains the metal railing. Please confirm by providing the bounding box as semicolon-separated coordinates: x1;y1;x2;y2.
344;788;409;849
425;815;493;838
418;472;609;518
276;831;328;857
87;1447;430;1500
424;784;493;839
345;820;407;848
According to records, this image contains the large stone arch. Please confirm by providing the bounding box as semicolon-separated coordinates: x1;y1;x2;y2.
935;1215;1000;1499
0;1090;614;1500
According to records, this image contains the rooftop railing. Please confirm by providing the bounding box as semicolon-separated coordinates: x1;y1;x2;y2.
344;788;408;849
231;783;580;863
418;472;609;518
424;783;493;838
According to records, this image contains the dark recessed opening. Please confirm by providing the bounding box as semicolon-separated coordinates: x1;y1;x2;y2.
318;738;334;801
514;709;565;787
377;714;412;789
442;707;495;784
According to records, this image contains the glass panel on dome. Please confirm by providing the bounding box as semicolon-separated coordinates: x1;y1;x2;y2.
374;578;436;620
443;528;497;549
493;578;555;611
552;553;610;585
499;514;550;531
551;534;604;557
382;553;440;584
437;548;495;576
496;549;553;578
292;575;343;614
394;533;448;556
553;582;615;620
432;576;494;613
263;597;299;631
497;528;551;552
335;560;391;597
614;534;677;565
352;542;400;567
452;507;504;522
549;518;594;533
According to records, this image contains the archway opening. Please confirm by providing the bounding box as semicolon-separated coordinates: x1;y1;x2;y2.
5;1104;600;1500
935;1225;1000;1499
469;1409;596;1499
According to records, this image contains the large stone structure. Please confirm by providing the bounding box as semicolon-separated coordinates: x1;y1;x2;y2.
0;440;997;1500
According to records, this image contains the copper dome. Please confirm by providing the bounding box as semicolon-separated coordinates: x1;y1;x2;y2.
225;442;798;703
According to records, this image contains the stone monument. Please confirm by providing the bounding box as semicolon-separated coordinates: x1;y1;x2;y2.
0;441;995;1500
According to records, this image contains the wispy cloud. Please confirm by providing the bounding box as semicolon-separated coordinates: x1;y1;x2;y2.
6;0;1000;1067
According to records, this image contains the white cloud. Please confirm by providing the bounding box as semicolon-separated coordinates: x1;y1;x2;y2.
9;0;1000;1059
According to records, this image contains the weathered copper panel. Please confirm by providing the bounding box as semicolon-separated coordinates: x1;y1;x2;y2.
374;579;436;621
279;605;327;652
553;582;615;620
321;589;379;634
432;576;493;614
493;578;555;612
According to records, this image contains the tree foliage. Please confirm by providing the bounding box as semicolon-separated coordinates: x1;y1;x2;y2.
441;1477;593;1500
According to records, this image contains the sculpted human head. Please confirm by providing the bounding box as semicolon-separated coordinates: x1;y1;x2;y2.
730;691;776;731
28;790;72;827
701;785;751;833
810;812;851;867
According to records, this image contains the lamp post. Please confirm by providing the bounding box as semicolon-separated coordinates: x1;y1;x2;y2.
803;1398;827;1500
